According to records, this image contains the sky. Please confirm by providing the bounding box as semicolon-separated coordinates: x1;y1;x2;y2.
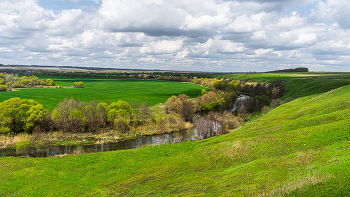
0;0;350;72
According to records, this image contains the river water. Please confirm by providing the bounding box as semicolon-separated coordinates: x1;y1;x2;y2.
231;94;250;111
0;130;198;157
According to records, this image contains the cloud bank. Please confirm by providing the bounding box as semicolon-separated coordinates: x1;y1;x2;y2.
0;0;349;72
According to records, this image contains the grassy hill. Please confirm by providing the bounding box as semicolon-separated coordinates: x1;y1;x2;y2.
224;72;350;100
1;75;350;196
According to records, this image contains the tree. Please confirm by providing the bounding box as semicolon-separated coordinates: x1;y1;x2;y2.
179;99;195;121
114;117;129;132
46;79;55;86
197;91;225;111
52;98;87;132
0;98;44;134
165;94;196;121
52;98;108;133
107;100;133;122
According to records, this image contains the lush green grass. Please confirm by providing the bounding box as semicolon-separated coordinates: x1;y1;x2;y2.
1;81;350;196
0;76;209;109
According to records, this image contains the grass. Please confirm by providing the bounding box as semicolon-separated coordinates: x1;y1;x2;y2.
0;76;209;109
1;79;350;196
218;72;350;100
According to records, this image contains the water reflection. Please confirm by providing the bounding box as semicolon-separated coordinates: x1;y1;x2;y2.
0;130;198;157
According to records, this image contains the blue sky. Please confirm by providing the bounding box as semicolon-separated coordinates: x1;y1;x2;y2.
38;0;101;12
0;0;349;72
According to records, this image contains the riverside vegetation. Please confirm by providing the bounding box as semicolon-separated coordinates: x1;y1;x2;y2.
0;72;283;151
1;71;350;196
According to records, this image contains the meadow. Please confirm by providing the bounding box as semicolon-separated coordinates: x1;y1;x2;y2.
1;72;350;196
0;76;209;109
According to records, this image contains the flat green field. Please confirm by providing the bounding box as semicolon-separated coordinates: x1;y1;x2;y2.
1;73;350;196
0;76;209;109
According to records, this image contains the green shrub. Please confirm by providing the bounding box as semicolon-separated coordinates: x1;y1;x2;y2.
73;81;84;87
114;117;129;133
0;85;7;91
107;100;132;121
16;140;31;153
35;140;46;152
46;79;55;86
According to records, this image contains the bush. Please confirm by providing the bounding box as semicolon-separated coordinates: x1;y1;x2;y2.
114;117;129;133
0;85;7;91
219;111;241;130
46;79;55;86
16;140;32;154
73;81;84;88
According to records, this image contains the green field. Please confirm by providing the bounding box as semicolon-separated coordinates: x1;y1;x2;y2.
1;73;350;196
0;76;209;109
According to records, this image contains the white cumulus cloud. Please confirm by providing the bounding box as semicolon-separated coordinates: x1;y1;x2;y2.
139;40;184;54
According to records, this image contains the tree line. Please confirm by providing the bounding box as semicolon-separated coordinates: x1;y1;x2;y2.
0;97;188;136
0;73;55;91
268;67;309;73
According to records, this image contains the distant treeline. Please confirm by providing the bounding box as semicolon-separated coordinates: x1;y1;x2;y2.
0;69;216;83
268;67;309;73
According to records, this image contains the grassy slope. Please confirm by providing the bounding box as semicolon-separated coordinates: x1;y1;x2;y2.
216;72;350;100
0;76;208;109
1;80;350;196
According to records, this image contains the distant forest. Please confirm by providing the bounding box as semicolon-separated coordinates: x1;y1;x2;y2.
268;67;309;73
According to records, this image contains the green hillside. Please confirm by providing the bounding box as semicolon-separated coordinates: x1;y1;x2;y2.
215;72;350;100
1;81;350;196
